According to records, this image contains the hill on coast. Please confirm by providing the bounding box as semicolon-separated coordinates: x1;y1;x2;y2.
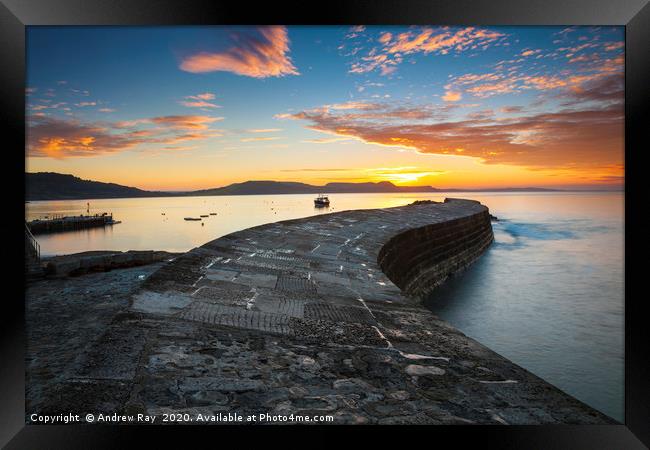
191;180;444;196
25;173;172;201
25;172;559;201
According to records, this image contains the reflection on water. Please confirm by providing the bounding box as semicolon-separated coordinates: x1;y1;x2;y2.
26;191;624;421
25;193;443;256
424;192;624;422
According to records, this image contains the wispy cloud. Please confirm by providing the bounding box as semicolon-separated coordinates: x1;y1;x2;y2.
444;45;623;100
327;101;382;111
246;128;282;133
442;91;462;102
241;136;281;142
520;49;541;57
180;100;219;108
604;42;624;51
180;92;219;108
116;115;223;130
28;114;222;158
347;27;507;75
191;93;215;100
302;136;353;144
69;88;90;96
29;102;68;112
179;26;299;78
277;101;454;125
277;100;623;172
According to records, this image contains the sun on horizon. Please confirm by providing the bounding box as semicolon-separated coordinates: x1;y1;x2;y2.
26;25;624;192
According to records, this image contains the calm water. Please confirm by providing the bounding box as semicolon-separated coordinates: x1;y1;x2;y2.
25;192;624;421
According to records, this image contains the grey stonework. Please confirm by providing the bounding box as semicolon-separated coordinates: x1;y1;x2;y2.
26;199;613;424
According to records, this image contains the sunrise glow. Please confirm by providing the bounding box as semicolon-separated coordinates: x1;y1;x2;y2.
26;26;624;191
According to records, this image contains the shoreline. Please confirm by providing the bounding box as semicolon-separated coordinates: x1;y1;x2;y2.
25;188;624;204
26;199;614;424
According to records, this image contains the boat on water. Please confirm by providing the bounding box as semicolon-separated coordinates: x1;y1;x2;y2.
314;194;330;207
209;213;217;215
184;217;202;221
200;214;209;218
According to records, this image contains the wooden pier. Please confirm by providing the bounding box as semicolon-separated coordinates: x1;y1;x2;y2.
27;213;116;235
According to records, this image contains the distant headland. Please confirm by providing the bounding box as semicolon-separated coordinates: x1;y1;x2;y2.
26;172;561;201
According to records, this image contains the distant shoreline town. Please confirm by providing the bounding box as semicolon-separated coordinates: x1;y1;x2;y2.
25;172;620;202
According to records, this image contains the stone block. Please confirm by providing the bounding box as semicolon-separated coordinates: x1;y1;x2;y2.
47;259;80;277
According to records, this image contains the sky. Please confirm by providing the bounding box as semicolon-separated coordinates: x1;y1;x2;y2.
26;25;624;191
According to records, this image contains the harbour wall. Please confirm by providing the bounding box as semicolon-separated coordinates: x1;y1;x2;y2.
26;198;613;425
27;214;114;235
378;199;493;300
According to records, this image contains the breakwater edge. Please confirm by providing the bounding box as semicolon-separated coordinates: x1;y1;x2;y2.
26;198;613;424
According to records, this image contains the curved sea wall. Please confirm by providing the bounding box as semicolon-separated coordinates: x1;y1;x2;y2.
28;198;613;425
378;199;493;300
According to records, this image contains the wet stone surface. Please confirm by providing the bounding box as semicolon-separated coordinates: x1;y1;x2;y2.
25;200;614;424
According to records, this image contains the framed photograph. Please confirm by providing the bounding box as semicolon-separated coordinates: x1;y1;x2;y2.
2;0;648;447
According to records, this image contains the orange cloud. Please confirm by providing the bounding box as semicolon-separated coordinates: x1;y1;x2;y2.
180;100;219;108
180;93;219;108
190;93;215;100
149;115;222;130
301;136;353;144
442;91;462;102
520;49;540;57
247;128;282;133
446;49;623;99
179;26;299;78
523;75;568;90
278;100;623;174
286;103;445;124
465;80;518;97
349;27;506;75
28;117;142;158
604;42;624;51
28;114;222;158
385;27;504;55
327;101;382;110
241;136;281;142
378;32;392;44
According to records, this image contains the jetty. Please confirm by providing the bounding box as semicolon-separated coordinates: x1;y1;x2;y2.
25;199;613;424
27;213;116;235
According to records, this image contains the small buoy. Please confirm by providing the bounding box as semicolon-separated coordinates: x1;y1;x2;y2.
202;222;204;226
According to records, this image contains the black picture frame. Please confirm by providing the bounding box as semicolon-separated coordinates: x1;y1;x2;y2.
2;0;648;447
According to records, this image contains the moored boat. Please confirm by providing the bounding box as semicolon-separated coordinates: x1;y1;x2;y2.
184;217;202;221
314;194;330;207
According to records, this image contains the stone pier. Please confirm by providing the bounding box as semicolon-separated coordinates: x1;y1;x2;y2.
28;199;614;424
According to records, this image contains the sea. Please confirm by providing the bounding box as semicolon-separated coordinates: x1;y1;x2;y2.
25;191;624;421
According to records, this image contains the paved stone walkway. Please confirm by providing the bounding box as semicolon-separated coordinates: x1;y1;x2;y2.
28;199;614;424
